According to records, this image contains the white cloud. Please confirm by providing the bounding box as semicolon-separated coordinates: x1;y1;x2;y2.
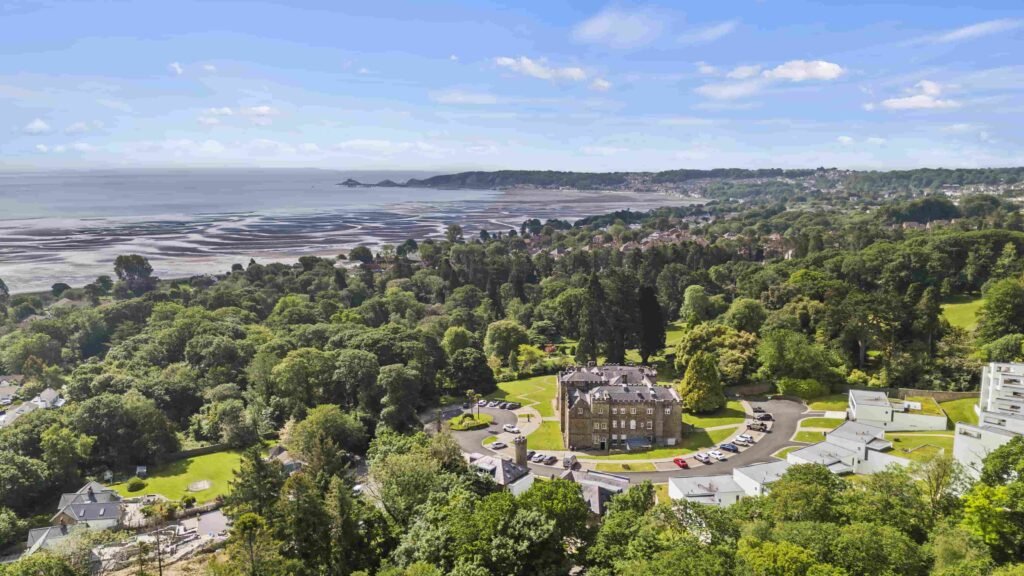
35;144;49;153
300;143;321;153
198;116;221;126
696;61;717;75
943;123;977;133
97;98;132;112
590;78;612;92
241;105;279;125
581;145;628;156
430;90;499;105
449;54;459;62
694;79;766;100
205;107;234;116
70;142;94;152
862;102;876;111
494;56;587;82
932;19;1022;43
203;64;217;72
727;65;762;80
572;7;664;49
22;118;51;134
169;62;183;75
866;137;887;145
334;139;444;157
678;20;738;45
763;60;845;81
657;116;717;126
878;80;960;110
358;67;370;74
837;135;854;145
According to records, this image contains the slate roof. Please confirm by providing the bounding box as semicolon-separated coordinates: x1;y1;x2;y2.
58;483;120;509
560;469;630;514
471;455;530;487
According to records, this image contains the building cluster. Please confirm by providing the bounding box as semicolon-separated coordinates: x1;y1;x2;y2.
953;362;1024;478
557;365;683;452
847;389;949;431
27;481;124;554
0;381;65;429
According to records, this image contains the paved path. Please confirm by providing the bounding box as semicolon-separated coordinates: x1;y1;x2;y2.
444;396;817;484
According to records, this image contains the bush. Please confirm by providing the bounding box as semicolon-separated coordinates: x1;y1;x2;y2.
181;495;197;508
777;378;829;400
126;476;147;492
447;413;494;431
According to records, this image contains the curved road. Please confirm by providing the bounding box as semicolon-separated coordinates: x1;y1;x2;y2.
441;397;819;484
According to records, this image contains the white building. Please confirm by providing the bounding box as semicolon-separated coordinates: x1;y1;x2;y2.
732;461;793;497
668;474;744;507
787;421;910;475
954;363;1024;478
467;453;535;496
848;389;948;431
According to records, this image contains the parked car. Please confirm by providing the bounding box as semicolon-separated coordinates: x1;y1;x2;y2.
752;406;765;413
737;434;755;443
491;441;507;450
502;424;520;434
477;400;488;407
461;402;470;409
531;453;546;463
488;400;500;408
694;453;711;464
733;439;750;447
563;454;578;469
747;422;768;431
756;413;774;421
543;455;558;465
526;450;536;460
720;443;739;453
672;457;689;469
506;402;521;410
709;450;727;461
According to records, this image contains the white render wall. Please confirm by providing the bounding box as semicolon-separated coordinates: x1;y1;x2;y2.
856;411;948;432
856;450;911;474
954;423;1016;479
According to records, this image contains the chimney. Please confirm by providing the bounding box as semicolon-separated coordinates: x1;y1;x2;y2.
513;435;528;467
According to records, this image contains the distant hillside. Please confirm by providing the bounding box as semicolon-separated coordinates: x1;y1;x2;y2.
401;170;633;189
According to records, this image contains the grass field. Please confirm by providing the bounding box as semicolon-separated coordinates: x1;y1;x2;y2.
525;420;564;451
773;446;801;459
798;417;845;430
942;295;984;331
489;375;557;417
582;426;738;461
904;395;945;416
448;413;493;431
683;400;746;427
111;449;244;503
940;397;979;428
794;430;827;443
595;462;657;473
888;434;954;463
655;483;670;504
808;394;849;411
482;435;497;445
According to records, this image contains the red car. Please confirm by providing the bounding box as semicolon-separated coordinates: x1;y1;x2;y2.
672;457;689;469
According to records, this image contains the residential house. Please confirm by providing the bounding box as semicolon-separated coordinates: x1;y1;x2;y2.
558;469;629;515
732;460;793;497
954;363;1024;478
467;453;534;496
267;445;305;475
0;385;20;406
26;482;123;554
847;389;948;431
0;374;24;387
32;388;66;409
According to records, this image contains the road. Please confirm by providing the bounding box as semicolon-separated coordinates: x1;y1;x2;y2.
442;397;819;484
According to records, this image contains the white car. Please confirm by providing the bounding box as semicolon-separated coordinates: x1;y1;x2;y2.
737;434;755;443
709;450;727;461
694;453;711;464
733;438;750;447
502;424;521;434
491;441;508;450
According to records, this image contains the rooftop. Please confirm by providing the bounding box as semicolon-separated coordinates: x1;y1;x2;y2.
901;396;944;416
789;441;856;466
734;460;793;486
669;474;743;498
849;389;890;408
828;421;885;445
470;455;530;487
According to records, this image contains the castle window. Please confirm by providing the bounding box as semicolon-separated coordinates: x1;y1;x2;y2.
646;408;654;415
630;407;637;415
647;421;653;430
664;407;671;415
630;419;636;430
612;421;617;429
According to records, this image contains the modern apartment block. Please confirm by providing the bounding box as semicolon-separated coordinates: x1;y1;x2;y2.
953;362;1024;478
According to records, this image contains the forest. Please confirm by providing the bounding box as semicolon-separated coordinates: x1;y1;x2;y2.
4;185;1024;574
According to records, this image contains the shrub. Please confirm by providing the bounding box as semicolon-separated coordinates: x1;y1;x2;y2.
777;378;829;400
126;476;147;492
181;495;197;508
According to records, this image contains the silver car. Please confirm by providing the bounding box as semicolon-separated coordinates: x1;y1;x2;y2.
709;450;727;461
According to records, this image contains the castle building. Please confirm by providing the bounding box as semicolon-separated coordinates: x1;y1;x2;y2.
557;364;683;451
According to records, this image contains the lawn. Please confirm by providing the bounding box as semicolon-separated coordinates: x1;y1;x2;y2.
489;375;557;417
888;434;955;463
582;426;738;461
525;420;564;451
942;294;984;331
448;413;493;431
798;417;845;430
595;462;657;473
773;446;800;459
808;394;849;411
794;430;827;443
940;397;979;428
655;483;670;504
683;400;746;427
904;396;944;416
482;435;497;446
111;449;244;503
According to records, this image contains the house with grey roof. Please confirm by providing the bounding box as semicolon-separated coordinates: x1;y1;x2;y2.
848;389;947;431
559;469;630;514
0;385;20;406
468;453;535;496
31;387;65;409
26;482;124;555
732;460;793;497
557;364;683;452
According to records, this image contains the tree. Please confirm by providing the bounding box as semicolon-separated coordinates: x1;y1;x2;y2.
210;512;298;576
349;246;374;264
445;348;496;395
40;425;94;487
769;464;847;523
112;254;157;296
289;404;368;457
483;320;529;366
445;224;464;244
722;297;768;334
50;283;71;297
224;446;288;520
378;364;421;431
441;326;477;359
0;553;80;576
737;540;819;576
275;473;332;573
830;522;927;576
637;285;665;364
518;478;592;555
675;323;758;388
0;451;49;512
978;279;1024;343
0;506;24;550
679;285;715;326
677;351;725;413
333;349;381;413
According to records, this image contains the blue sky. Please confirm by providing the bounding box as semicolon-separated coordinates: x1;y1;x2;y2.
2;0;1023;171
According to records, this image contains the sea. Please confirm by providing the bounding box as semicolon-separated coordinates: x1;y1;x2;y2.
0;169;699;292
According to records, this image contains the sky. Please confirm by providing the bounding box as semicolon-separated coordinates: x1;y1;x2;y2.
1;0;1023;172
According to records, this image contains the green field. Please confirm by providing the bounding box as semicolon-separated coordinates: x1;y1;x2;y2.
595;462;656;472
655;483;670;504
808;394;849;411
482;435;497;445
798;417;845;430
448;413;493;431
773;446;800;459
888;434;954;463
904;395;945;416
111;449;244;503
940;397;979;428
525;420;564;450
942;295;984;331
794;430;827;443
683;400;746;427
489;375;558;417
